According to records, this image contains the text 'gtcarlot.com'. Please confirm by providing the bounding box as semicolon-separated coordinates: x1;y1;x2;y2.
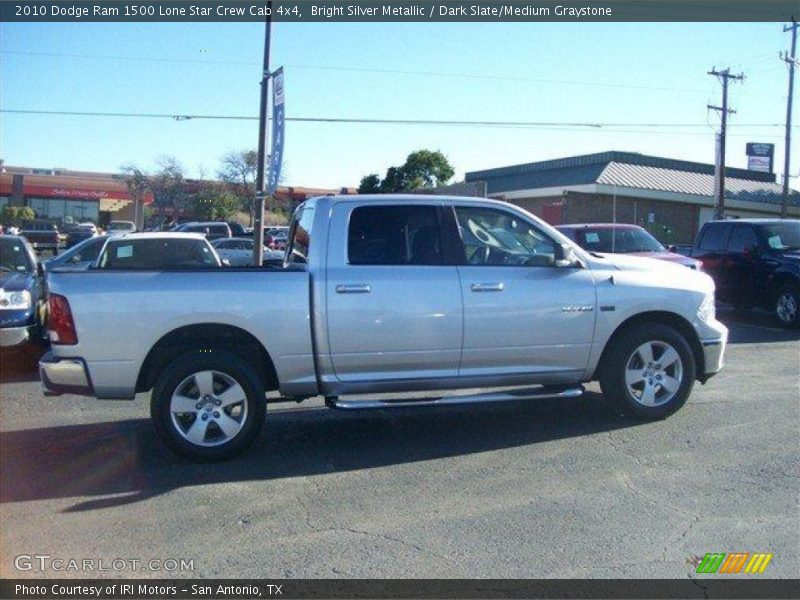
14;554;194;572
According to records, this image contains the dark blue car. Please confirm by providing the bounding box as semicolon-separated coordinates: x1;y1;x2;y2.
0;235;47;357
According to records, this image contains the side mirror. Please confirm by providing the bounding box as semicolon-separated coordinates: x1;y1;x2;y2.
554;243;579;268
221;258;231;267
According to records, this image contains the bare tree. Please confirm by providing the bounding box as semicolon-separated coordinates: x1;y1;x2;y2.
218;149;258;226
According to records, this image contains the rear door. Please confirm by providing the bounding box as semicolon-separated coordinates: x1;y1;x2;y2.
725;224;761;306
694;223;734;301
453;204;596;378
325;202;463;382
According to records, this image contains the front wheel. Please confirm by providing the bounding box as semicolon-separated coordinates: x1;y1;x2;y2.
151;350;266;461
774;283;800;329
600;323;696;419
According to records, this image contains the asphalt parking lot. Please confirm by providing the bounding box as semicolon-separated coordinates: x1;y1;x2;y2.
0;309;798;580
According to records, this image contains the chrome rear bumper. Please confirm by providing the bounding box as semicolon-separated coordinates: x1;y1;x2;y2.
39;351;94;397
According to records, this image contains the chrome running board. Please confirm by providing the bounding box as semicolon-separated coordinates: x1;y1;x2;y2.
327;385;584;410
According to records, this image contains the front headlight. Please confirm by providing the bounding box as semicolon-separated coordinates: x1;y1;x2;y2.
0;290;32;310
697;292;715;322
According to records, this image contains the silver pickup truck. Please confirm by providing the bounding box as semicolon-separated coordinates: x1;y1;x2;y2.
40;195;728;460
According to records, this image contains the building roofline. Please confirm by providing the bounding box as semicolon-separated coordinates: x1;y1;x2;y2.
465;150;776;183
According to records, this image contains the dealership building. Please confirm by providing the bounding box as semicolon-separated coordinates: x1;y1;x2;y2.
465;151;800;244
0;165;154;227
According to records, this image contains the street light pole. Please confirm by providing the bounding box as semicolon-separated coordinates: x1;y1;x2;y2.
253;1;273;266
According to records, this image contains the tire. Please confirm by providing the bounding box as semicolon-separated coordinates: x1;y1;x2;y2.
150;350;266;461
773;283;800;329
600;323;696;419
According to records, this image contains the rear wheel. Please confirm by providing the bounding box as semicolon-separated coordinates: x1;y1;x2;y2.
774;283;800;329
600;323;695;419
150;350;265;461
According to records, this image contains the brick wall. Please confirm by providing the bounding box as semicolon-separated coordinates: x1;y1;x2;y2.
504;192;701;244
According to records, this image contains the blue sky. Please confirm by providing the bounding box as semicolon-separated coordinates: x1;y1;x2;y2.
0;21;795;188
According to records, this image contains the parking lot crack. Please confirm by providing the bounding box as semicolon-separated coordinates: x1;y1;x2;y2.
334;527;450;562
604;432;649;468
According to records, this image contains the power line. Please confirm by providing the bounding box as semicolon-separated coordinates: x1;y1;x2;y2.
0;108;789;130
0;49;784;99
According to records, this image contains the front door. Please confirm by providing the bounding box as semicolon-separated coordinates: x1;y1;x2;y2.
325;202;463;382
452;205;596;378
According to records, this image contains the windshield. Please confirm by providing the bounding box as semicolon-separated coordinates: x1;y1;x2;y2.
109;222;134;231
0;238;34;273
575;227;665;253
760;221;800;250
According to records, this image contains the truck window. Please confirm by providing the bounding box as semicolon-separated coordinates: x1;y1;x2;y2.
287;204;315;265
455;206;556;266
348;205;442;266
698;223;732;251
727;225;758;253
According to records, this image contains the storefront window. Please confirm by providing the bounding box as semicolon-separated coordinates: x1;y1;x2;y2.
26;198;99;224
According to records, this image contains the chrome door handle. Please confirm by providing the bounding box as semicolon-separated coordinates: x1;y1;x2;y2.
471;282;504;292
336;284;371;294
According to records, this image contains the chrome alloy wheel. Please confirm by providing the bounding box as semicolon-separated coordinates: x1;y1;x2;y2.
776;291;798;325
169;370;248;447
624;341;684;407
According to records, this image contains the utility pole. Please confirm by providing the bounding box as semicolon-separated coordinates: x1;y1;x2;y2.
253;1;273;266
781;21;798;219
708;67;745;220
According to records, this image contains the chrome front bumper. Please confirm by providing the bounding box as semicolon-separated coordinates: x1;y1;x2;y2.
0;326;32;348
39;351;94;396
701;332;727;380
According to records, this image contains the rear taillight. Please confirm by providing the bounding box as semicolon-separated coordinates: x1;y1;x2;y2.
48;294;78;345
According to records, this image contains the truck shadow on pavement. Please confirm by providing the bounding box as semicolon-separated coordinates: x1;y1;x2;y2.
1;392;640;512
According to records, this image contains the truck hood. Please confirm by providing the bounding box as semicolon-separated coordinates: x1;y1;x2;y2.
627;251;701;268
590;252;714;294
0;271;35;292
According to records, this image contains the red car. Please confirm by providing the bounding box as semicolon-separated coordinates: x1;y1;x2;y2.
556;223;702;269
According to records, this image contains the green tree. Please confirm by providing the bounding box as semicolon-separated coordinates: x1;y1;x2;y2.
359;150;455;194
192;190;240;221
358;174;381;194
1;206;35;227
402;150;455;188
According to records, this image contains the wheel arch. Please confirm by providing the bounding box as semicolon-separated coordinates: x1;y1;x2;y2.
595;311;704;382
768;270;800;301
136;323;278;394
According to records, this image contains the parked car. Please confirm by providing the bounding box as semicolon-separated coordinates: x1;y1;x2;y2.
557;224;702;269
0;235;46;358
691;219;800;327
66;224;98;248
175;221;232;241
267;228;289;251
107;220;136;235
94;233;223;270
43;235;112;272
211;237;283;267
40;195;727;460
226;222;248;237
19;220;60;255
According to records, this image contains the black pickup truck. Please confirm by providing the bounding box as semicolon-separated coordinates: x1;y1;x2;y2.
691;219;800;328
19;220;60;255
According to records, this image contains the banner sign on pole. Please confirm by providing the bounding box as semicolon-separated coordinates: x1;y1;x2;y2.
746;142;774;174
268;67;285;194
